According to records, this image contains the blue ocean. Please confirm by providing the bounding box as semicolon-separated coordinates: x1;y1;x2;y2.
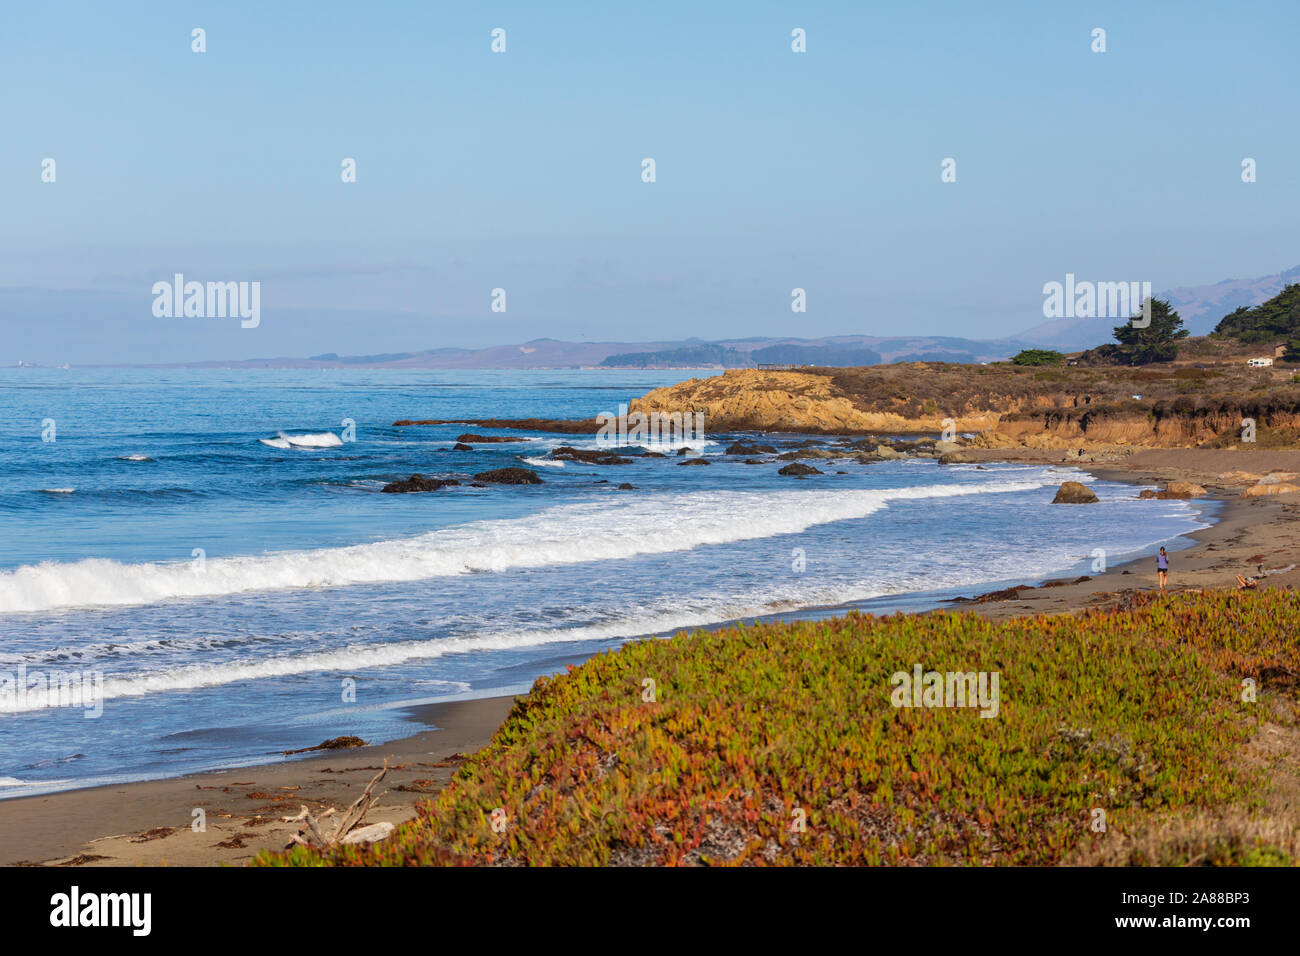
0;368;1209;795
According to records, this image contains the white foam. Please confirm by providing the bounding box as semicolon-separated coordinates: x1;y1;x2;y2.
0;599;824;709
259;431;344;449
617;436;719;452
0;478;1053;615
117;455;153;462
39;488;75;494
0;538;1078;709
521;457;564;468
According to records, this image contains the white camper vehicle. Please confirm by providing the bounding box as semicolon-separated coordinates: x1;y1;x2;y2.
1247;357;1274;368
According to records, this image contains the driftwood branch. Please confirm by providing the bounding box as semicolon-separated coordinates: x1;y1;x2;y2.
285;759;390;849
331;760;390;839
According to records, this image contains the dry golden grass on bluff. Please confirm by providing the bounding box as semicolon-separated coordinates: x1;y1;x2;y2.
629;363;1300;447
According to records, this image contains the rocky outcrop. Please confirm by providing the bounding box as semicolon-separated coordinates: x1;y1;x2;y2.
777;448;839;460
1242;482;1300;497
630;369;1000;433
1217;470;1262;484
395;418;602;433
628;365;1300;450
1051;481;1099;504
1139;481;1207;499
778;462;823;476
725;442;778;455
453;442;474;451
381;475;460;494
473;468;543;485
678;458;711;466
456;434;528;443
1156;481;1207;499
551;446;632;465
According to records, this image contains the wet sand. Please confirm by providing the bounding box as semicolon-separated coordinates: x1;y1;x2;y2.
0;696;515;867
6;447;1298;866
955;448;1300;620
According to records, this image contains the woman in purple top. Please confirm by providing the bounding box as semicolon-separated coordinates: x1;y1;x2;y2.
1156;547;1169;590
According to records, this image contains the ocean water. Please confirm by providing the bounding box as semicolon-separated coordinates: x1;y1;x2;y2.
0;368;1209;796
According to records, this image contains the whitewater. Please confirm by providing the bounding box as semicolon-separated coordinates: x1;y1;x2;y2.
0;367;1209;793
0;479;1052;615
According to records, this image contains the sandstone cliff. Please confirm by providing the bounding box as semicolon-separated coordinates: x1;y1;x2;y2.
629;364;1300;449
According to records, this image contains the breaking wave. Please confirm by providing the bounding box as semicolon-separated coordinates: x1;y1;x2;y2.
0;479;1053;615
259;431;344;449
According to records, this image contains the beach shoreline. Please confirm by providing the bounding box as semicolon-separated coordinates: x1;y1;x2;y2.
0;696;518;866
6;446;1299;866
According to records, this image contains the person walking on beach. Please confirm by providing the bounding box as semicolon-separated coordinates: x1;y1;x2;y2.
1156;547;1169;590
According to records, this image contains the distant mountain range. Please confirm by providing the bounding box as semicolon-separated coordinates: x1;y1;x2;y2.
123;264;1299;369
160;334;1029;370
1016;264;1300;349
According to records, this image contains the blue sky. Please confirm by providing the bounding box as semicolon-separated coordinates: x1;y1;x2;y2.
2;0;1297;363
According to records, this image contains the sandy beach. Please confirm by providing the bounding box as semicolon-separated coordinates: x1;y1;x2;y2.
0;696;515;867
6;446;1300;867
952;447;1300;621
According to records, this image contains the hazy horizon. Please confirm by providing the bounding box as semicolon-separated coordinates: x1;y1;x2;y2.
5;0;1298;365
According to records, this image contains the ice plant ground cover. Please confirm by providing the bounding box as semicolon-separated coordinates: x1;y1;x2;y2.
262;590;1300;867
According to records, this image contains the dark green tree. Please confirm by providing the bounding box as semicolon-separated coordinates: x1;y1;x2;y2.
1011;349;1065;366
1213;283;1300;341
1112;298;1188;364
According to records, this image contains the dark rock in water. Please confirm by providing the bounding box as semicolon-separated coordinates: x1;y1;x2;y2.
677;447;693;456
395;417;602;434
641;451;667;458
726;442;778;455
778;462;823;476
1138;489;1157;499
594;479;609;484
678;458;711;466
453;442;474;451
836;470;848;474
777;449;841;460
743;459;765;464
381;474;461;494
617;483;636;490
551;445;632;465
470;482;486;488
456;433;527;443
1051;481;1098;504
473;467;543;485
